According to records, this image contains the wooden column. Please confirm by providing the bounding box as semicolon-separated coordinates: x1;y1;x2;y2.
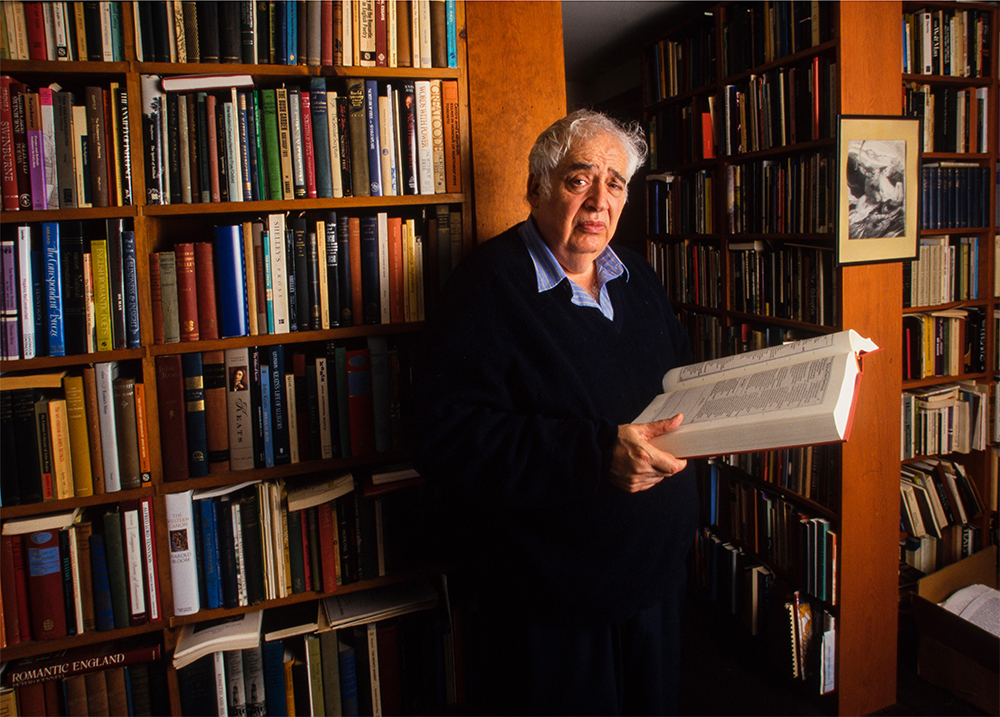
464;1;567;242
835;2;903;715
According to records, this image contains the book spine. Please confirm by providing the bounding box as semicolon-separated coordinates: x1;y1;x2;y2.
174;243;200;341
310;78;333;198
165;490;200;616
300;91;317;199
121;231;141;348
120;500;148;626
15;227;35;358
88;533;115;632
216;224;249;338
111;377;141;490
42;223;65;356
224;346;255;470
155;354;188;482
25;528;67;640
94;361;120;492
181;351;208;478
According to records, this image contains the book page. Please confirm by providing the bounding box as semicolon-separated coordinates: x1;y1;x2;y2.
661;330;877;391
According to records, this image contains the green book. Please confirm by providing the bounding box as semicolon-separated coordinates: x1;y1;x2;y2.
260;89;282;201
90;239;113;352
102;509;130;629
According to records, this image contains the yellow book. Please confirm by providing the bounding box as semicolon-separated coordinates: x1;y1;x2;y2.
90;239;113;352
47;398;75;500
63;374;94;497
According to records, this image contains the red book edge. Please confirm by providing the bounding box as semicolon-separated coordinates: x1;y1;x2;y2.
300;92;317;199
194;241;220;340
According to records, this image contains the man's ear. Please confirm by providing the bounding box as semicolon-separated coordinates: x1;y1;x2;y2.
526;174;541;208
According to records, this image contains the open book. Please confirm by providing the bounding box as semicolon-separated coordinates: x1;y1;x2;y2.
633;330;879;458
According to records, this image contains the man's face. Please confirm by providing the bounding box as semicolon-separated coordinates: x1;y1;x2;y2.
528;134;628;272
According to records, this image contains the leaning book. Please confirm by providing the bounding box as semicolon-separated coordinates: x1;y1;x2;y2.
633;330;880;458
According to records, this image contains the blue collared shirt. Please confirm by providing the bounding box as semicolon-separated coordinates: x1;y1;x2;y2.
519;217;628;321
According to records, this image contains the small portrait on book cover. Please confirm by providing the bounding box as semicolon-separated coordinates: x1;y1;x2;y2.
230;366;248;392
846;140;905;239
837;115;920;266
170;529;189;553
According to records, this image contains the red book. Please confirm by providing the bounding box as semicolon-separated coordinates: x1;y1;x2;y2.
0;76;19;211
441;80;461;192
25;528;68;640
701;112;715;159
8;80;32;210
23;3;47;60
202;349;231;473
149;253;165;344
9;535;31;642
174;242;200;341
300;92;317;199
16;684;46;717
154;354;189;482
321;1;334;66
387;216;404;323
375;0;388;66
300;507;312;592
316;501;339;593
206;94;221;202
345;348;375;457
0;535;21;645
194;241;220;340
811;56;820;141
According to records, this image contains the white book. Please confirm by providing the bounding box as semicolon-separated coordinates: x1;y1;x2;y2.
232;501;248;606
212;652;229;717
242;645;266;717
122;504;147;622
41;2;57;60
358;0;376;66
417;0;432;68
177;96;191;203
286;472;354;512
224;100;242;202
4;3;29;59
429;79;445;193
16;226;35;359
132;1;145;61
100;1;114;61
51;2;70;60
66;525;85;632
414;81;434;195
633;330;880;458
328;93;344;198
2;508;80;535
377;212;390;324
410;0;421;68
71;104;90;208
341;0;353;66
267;213;290;334
224;650;247;717
39;87;57;210
269;482;288;598
920;12;933;74
315;356;333;459
94;361;121;492
140;497;160;622
164;490;201;616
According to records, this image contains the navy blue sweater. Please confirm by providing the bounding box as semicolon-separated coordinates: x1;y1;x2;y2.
407;225;699;622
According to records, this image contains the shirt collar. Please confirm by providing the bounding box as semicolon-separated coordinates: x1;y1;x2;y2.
518;216;628;295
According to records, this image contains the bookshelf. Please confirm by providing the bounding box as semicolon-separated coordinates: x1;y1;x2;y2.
643;2;996;715
0;1;475;714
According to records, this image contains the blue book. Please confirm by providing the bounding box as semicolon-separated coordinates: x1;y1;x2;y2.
286;0;296;65
364;80;382;196
182;352;209;478
198;497;224;608
42;222;65;356
359;216;380;324
261;640;288;717
237;92;253;201
260;363;274;467
88;533;116;632
274;0;287;66
269;345;290;466
309;78;333;199
122;230;141;348
446;0;458;68
215;225;249;338
338;642;359;717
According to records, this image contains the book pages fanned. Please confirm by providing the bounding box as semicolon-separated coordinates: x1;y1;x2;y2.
633;330;880;458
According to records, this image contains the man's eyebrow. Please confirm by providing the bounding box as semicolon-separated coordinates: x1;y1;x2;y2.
564;162;627;185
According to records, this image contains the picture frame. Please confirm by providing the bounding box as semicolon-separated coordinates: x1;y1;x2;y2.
836;115;922;266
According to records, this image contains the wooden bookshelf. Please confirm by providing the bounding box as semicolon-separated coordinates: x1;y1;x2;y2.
642;2;997;714
0;2;479;714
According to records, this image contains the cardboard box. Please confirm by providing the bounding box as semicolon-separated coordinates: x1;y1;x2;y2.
913;545;999;716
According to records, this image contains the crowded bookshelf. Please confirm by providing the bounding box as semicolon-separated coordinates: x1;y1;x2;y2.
0;0;478;714
642;1;996;716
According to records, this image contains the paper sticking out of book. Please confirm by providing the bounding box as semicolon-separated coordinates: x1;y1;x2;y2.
285;472;354;513
172;610;263;669
632;330;880;459
940;584;1000;638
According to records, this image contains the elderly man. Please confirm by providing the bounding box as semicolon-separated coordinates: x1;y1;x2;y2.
407;110;697;715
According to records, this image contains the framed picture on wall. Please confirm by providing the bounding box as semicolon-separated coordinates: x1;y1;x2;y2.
836;115;922;266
